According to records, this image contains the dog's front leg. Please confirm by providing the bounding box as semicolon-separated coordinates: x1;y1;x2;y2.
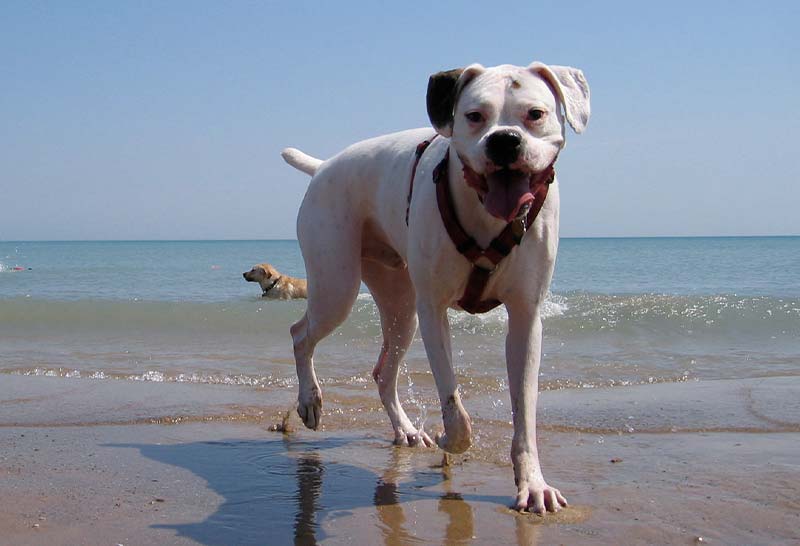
505;302;567;513
417;301;472;453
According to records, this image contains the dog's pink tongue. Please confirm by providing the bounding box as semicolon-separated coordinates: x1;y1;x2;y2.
484;170;534;222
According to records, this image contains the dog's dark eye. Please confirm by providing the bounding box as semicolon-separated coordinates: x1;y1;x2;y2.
465;111;484;123
527;108;545;121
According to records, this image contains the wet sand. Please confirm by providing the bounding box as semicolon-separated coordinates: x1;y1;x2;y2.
2;375;799;545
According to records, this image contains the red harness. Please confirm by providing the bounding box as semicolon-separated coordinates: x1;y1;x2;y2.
407;139;554;314
406;137;438;225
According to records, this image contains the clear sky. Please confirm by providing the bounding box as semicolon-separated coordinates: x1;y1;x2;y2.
1;1;798;240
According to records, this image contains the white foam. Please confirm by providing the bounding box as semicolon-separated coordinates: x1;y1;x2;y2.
357;291;566;332
542;293;569;318
447;292;568;333
132;370;165;382
23;368;58;377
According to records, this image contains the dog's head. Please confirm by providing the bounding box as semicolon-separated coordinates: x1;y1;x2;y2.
427;62;590;222
242;263;281;286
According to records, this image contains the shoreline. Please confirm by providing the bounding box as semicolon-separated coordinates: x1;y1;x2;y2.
2;375;798;544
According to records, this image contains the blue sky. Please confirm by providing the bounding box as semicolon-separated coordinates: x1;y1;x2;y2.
1;1;798;240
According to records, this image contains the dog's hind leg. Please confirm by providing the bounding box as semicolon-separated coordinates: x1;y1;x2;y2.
362;261;434;447
291;234;362;431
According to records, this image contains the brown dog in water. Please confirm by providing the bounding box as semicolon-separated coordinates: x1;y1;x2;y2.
242;263;307;299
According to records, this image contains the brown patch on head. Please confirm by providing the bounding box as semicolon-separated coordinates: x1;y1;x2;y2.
510;78;521;89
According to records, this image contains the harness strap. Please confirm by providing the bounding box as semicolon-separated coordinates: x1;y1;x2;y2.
263;276;280;295
460;266;501;313
433;148;554;314
406;136;437;226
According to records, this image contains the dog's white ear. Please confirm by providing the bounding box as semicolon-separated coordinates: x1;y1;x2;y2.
426;64;485;137
528;62;590;134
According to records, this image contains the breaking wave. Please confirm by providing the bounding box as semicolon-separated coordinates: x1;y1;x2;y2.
2;292;796;338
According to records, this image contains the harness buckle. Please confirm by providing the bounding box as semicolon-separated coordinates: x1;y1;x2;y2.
511;218;527;244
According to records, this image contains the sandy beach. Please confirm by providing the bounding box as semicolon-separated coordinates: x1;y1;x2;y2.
2;374;798;545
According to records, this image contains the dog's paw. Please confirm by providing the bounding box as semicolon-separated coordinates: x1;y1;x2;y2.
297;388;322;430
513;479;568;514
434;430;471;454
393;428;435;448
434;395;472;453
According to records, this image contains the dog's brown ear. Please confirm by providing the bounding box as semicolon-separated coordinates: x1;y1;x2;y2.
426;68;463;137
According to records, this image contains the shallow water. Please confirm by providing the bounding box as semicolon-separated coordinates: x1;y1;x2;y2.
2;291;797;389
1;238;799;444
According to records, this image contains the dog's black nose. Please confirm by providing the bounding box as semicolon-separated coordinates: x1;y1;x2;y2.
485;130;522;167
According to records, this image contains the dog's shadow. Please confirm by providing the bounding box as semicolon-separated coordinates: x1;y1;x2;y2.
109;434;514;545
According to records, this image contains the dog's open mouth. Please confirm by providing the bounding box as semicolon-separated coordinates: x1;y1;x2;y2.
484;169;536;222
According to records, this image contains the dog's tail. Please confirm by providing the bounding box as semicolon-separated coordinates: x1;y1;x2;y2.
281;147;323;176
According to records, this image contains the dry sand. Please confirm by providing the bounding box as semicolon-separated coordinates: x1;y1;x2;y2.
1;375;798;545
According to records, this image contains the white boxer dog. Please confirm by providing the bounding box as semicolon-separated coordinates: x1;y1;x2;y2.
282;61;589;513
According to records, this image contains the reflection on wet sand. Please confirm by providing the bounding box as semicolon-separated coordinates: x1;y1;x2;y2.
292;449;323;545
372;447;478;545
373;475;414;544
322;445;479;545
438;466;475;544
117;435;510;546
515;513;543;545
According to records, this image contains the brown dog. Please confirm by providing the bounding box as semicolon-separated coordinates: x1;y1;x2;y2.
242;263;307;299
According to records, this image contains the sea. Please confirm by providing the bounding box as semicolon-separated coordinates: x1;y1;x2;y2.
1;238;799;441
